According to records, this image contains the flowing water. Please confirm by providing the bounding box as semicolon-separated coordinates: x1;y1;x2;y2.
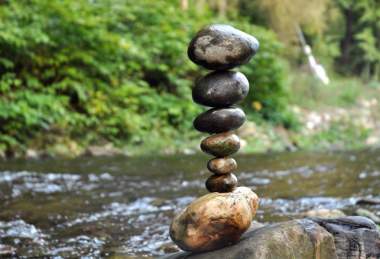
1;149;380;258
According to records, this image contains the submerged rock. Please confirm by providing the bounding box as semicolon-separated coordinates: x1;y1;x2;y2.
0;244;16;256
169;187;259;252
193;107;245;133
166;216;380;259
192;71;249;107
356;208;380;224
200;132;240;157
188;24;259;70
356;197;380;205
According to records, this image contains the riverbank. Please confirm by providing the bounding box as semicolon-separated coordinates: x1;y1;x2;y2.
1;73;379;160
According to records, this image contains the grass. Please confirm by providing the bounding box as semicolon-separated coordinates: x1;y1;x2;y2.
288;71;380;109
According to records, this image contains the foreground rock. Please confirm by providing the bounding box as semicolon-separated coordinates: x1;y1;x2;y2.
188;24;259;70
165;216;380;259
170;187;259;252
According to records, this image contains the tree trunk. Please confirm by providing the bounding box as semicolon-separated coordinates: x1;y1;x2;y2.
338;7;354;72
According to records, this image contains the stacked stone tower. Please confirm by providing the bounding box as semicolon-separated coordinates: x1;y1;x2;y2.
169;24;260;253
189;24;259;193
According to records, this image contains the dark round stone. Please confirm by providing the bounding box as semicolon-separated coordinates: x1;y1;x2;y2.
193;107;245;133
188;24;259;70
192;71;249;108
201;132;240;157
207;157;237;175
205;173;238;193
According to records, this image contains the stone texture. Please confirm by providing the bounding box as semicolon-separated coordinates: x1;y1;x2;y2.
207;157;237;175
192;71;249;107
193;107;245;133
205;173;238;193
200;132;240;157
188;24;259;70
303;209;346;219
165;216;380;259
169;187;259;252
355;208;380;224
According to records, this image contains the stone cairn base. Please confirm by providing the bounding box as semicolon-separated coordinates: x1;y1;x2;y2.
170;24;261;252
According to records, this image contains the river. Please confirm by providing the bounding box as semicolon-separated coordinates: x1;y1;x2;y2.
0;149;379;257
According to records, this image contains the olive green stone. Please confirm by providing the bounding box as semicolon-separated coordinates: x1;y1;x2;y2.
200;132;240;157
205;173;238;193
207;157;237;175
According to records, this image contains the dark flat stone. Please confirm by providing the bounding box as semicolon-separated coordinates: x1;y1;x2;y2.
193;107;245;133
192;71;249;107
188;24;259;70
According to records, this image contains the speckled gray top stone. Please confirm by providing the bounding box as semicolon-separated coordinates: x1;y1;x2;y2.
188;24;259;70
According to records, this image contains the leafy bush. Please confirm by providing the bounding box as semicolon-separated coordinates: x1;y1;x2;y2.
0;0;290;154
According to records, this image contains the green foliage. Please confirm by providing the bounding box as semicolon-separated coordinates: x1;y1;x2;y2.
336;0;380;79
294;120;370;150
0;0;290;154
236;24;293;127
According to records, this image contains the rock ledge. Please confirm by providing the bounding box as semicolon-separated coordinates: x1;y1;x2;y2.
164;216;380;259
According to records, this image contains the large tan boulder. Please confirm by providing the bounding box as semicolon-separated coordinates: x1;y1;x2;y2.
169;187;259;252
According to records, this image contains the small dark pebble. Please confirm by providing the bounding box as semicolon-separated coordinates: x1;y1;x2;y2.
205;173;238;193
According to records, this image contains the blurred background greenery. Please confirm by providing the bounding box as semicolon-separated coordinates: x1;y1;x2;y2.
0;0;379;158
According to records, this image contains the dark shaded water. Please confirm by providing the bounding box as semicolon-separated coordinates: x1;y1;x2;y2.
1;149;380;257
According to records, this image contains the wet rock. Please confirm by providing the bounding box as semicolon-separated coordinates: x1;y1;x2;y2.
303;209;346;219
356;208;380;224
169;187;259;252
192;71;249;107
165;216;380;259
356;197;380;205
193;107;245;133
200;132;240;157
207;157;237;175
205;173;238;193
0;244;16;256
160;243;181;254
188;24;259;70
